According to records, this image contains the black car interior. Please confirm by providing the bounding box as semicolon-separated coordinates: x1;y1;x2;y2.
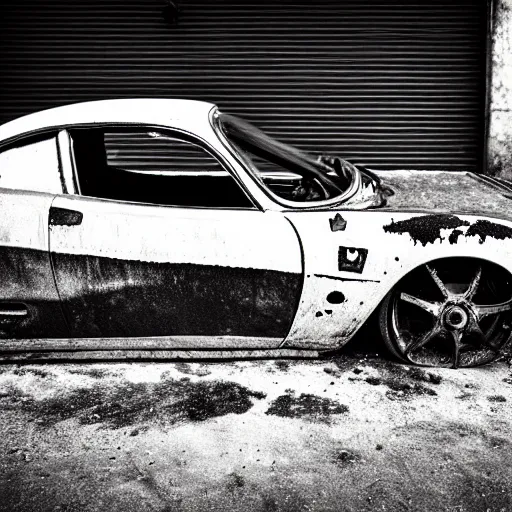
70;129;255;209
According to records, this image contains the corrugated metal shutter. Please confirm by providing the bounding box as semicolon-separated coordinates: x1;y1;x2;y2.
0;0;487;171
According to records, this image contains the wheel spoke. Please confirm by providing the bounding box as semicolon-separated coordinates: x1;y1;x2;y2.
400;293;441;316
464;266;482;301
474;298;512;319
406;323;444;355
425;265;449;299
448;330;463;369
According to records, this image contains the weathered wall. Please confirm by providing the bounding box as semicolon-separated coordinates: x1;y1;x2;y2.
489;0;512;177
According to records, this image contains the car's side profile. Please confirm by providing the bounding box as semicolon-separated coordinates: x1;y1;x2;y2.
1;98;512;368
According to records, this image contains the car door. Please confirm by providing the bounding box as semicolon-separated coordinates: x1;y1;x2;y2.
49;128;303;346
0;134;69;339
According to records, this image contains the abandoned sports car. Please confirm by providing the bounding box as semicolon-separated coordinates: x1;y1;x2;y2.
0;98;511;368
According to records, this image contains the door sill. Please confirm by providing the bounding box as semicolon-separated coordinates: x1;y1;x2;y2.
0;348;319;362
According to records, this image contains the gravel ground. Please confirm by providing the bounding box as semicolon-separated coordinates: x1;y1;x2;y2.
0;341;511;512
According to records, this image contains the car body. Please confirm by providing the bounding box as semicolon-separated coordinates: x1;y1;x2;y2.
1;98;512;368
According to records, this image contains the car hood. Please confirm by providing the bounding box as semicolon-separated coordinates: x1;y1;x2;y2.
373;170;512;222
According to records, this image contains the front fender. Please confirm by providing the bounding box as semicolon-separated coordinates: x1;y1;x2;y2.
283;210;512;350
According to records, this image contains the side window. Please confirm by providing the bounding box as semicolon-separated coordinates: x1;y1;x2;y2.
70;129;254;208
0;135;63;194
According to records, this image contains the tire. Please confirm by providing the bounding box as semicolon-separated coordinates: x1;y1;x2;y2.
378;258;512;368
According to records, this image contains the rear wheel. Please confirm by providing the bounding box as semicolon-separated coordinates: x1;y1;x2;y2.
379;258;512;368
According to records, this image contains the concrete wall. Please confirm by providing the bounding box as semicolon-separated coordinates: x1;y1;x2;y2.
489;0;512;177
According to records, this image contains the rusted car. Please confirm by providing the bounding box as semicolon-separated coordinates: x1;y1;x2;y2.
0;99;511;368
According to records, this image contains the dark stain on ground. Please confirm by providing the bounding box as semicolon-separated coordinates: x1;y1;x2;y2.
345;361;441;400
383;214;469;246
332;448;361;467
11;367;52;378
173;363;211;377
380;364;440;400
315;311;323;317
265;391;348;422
5;377;265;429
465;219;512;244
65;367;116;379
326;291;345;304
274;360;290;371
226;472;246;491
487;394;507;403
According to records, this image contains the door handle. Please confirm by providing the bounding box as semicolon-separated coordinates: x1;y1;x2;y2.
0;303;28;317
49;207;83;226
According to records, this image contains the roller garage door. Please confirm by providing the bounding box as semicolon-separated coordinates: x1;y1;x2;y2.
0;0;488;171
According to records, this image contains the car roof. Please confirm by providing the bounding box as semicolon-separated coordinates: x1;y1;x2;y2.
0;98;218;144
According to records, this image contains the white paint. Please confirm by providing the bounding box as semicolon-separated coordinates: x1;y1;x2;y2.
50;194;302;274
0;189;54;252
0;99;216;147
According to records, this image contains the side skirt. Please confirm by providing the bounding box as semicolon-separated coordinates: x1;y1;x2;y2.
0;335;283;352
0;348;319;362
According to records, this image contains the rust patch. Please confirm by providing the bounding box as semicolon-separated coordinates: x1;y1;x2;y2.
383;214;470;246
449;229;464;245
326;291;345;304
338;247;368;273
465;219;512;244
329;213;347;232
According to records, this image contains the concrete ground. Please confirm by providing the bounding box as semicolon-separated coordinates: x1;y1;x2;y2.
0;336;511;512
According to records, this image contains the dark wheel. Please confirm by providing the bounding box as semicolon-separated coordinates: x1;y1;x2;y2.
379;258;512;368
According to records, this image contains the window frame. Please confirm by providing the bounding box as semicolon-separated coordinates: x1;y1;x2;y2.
62;124;258;210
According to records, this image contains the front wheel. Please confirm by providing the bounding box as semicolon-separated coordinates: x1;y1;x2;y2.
379;258;512;368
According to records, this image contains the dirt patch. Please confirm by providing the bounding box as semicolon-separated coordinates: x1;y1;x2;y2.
487;394;507;403
345;361;441;400
332;448;361;467
161;380;266;422
226;472;246;491
172;363;211;377
274;361;290;372
65;367;116;379
6;377;265;429
11;367;53;378
265;391;348;422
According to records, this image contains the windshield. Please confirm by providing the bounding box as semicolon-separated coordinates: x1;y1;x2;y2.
215;112;360;204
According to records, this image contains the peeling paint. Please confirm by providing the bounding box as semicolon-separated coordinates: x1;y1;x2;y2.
383;214;470;246
329;213;347;232
448;229;464;245
465;219;512;244
326;291;345;304
338;247;368;273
